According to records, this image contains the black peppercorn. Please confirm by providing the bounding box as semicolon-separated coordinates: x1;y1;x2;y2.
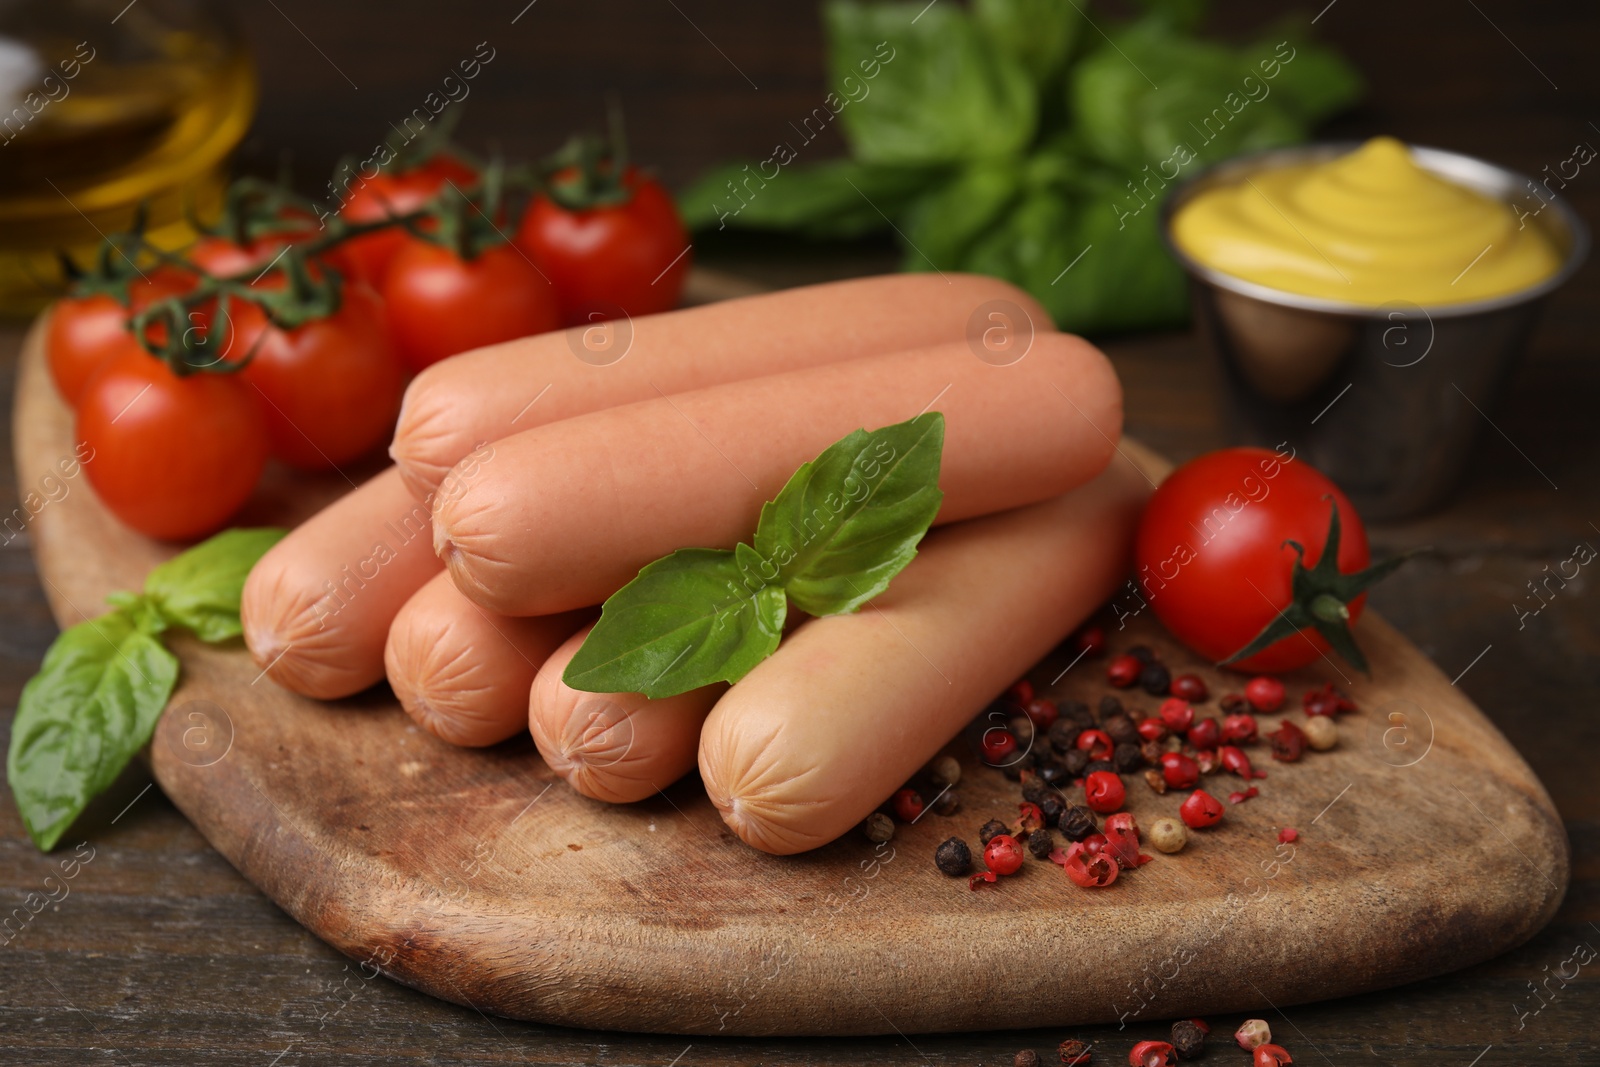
1039;792;1067;827
1097;694;1123;720
978;818;1009;845
933;788;961;816
1063;748;1090;776
1171;1019;1206;1060
1021;778;1049;804
1058;699;1094;726
1037;758;1071;786
1113;741;1145;773
1014;1051;1042;1067
1084;759;1116;776
1057;804;1098;841
1102;711;1139;746
1026;827;1055;859
1139;661;1172;696
1128;644;1156;663
934;837;972;876
1058;1038;1091;1066
1048;719;1083;753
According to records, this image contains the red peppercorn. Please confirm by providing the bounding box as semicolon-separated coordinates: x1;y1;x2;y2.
1188;1018;1211;1034
1186;717;1220;750
1007;679;1035;706
1227;787;1259;804
1218;745;1260;780
1073;623;1107;657
1083;770;1125;814
984;833;1024;876
1158;697;1195;734
1194;748;1219;774
1268;720;1307;762
1107;653;1142;688
1025;698;1059;730
1254;1044;1293;1066
1159;751;1200;789
1130;1040;1176;1067
892;788;924;822
1103;812;1151;868
1136;716;1167;743
1075;728;1114;761
1059;1039;1092;1066
1220;713;1258;744
1279;827;1299;844
1080;832;1109;857
969;870;998;890
1169;673;1209;702
1303;682;1355;717
1245;676;1286;713
1179;789;1225;829
1015;802;1045;834
981;729;1018;764
1056;840;1119;888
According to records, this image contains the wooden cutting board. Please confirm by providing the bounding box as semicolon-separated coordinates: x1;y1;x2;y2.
11;295;1567;1037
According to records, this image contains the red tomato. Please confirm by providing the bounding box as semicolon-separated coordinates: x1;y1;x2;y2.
220;284;406;470
76;348;268;541
336;156;476;285
186;234;301;277
381;239;560;372
46;269;192;406
514;166;689;324
1133;447;1370;673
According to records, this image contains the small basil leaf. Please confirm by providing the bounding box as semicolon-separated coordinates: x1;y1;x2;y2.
7;610;180;851
751;413;945;617
678;158;938;239
563;548;786;699
144;527;286;643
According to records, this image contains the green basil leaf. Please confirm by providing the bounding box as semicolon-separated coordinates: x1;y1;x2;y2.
679;158;938;239
750;413;944;616
144;527;286;643
7;610;179;851
973;0;1082;91
563;548;786;699
901;163;1022;271
824;0;1036;166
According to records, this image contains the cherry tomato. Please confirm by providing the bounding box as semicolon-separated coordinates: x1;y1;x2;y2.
76;349;268;541
1134;447;1370;673
46;269;192;406
381;239;560;373
336;156;477;285
515;166;689;324
220;284;406;470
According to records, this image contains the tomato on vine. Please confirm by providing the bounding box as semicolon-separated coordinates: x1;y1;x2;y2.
1133;447;1412;674
46;269;191;407
382;239;559;372
336;155;477;285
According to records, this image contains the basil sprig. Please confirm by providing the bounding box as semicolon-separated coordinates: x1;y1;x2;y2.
8;528;285;851
564;414;945;698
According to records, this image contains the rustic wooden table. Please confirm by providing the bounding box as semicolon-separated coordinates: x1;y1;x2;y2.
2;1;1596;1063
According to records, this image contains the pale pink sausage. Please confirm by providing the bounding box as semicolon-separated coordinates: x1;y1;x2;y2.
242;467;442;699
698;460;1150;855
529;628;723;803
434;333;1123;617
390;273;1051;500
385;572;588;747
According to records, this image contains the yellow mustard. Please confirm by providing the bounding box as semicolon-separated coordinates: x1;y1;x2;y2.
1171;136;1561;305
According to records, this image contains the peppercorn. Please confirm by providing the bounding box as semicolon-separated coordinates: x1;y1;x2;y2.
1063;749;1090;776
978;818;1009;845
1221;712;1259;744
1186;717;1220;750
927;755;961;788
934;837;971;876
1139;661;1171;696
1169;672;1209;702
1139;738;1164;766
1159;751;1200;789
1058;804;1098;841
1128;644;1156;663
1253;1044;1292;1067
1245;675;1286;713
1039;792;1067;827
1143;768;1168;795
1076;728;1113;760
1022;777;1049;805
1009;715;1036;743
1038;759;1072;786
1015;1051;1042;1067
1083;770;1125;814
1107;653;1142;688
1130;1039;1176;1067
981;730;1017;765
892;788;924;822
933;788;962;816
1059;698;1095;726
1219;693;1247;714
984;833;1024;876
1268;720;1308;762
1113;742;1145;773
1007;679;1035;706
1027;826;1055;859
1098;694;1125;719
1048;718;1083;753
1102;711;1139;746
1179;789;1225;829
1084;759;1117;777
1158;697;1195;734
1148;816;1188;853
1059;1038;1092;1066
1235;1019;1272;1051
862;812;894;843
1301;715;1338;751
1025;698;1059;731
1171;1019;1206;1060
